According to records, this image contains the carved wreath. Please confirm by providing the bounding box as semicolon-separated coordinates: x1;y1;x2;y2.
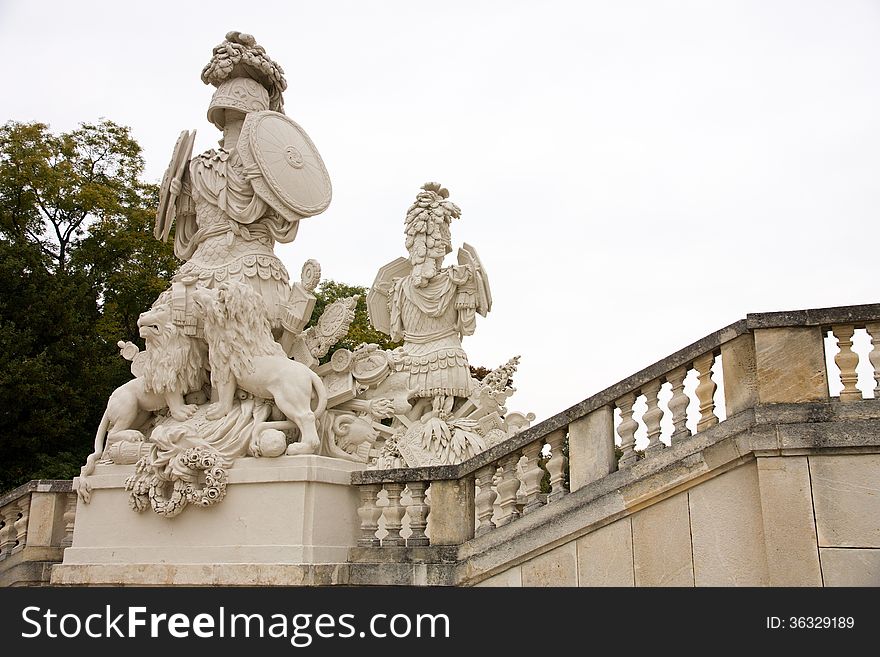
124;445;229;518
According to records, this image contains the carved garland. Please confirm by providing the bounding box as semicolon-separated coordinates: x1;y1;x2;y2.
124;445;229;518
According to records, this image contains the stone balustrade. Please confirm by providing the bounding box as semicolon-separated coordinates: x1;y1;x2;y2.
351;302;880;549
3;302;879;585
0;480;74;586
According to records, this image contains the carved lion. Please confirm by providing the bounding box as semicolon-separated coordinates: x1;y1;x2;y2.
190;281;327;455
75;301;207;502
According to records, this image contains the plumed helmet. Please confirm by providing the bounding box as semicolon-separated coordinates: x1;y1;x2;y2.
207;77;270;129
202;31;287;116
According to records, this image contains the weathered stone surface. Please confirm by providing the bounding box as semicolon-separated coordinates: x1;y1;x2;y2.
51;563;352;586
621;452;709;508
755;456;821;585
753;327;828;404
0;559;55;588
810;454;880;548
474;567;522;587
24;492;61;548
747;304;880;330
427;477;475;545
700;436;744;471
689;462;770;586
521;542;578;586
721;333;758;416
457;489;627;583
0;479;71;508
456;414;764;585
568;406;615;492
576;518;634;587
819;548;880;586
59;457;364;568
632;493;694;586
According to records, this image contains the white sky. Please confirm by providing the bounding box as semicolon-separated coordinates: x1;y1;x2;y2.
1;0;878;422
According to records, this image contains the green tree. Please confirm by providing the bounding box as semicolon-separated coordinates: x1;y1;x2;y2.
0;120;178;492
0;120;145;273
308;280;401;362
73;184;179;344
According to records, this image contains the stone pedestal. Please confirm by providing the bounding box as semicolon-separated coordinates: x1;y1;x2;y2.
51;456;363;585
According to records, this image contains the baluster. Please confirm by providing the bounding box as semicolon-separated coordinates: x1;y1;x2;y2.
406;482;429;547
61;493;77;548
356;485;383;547
693;353;718;432
475;464;498;535
642;379;664;454
616;392;639;468
495;453;522;527
832;325;861;401
519;441;546;514
0;504;20;559
666;366;690;443
545;429;568;501
381;483;406;547
866;322;880;398
11;496;29;554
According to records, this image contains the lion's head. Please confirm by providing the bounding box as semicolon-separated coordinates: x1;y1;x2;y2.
136;301;207;395
190;281;284;383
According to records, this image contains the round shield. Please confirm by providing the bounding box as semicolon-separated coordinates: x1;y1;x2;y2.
238;110;332;219
155;129;196;241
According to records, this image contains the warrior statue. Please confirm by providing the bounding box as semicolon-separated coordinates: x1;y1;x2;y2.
388;183;488;417
76;32;345;515
155;31;331;344
366;183;526;468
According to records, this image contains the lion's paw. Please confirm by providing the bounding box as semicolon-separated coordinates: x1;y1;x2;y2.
205;403;227;421
74;477;93;504
171;404;199;421
286;440;319;456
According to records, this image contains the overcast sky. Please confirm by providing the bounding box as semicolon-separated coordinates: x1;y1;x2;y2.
1;1;878;422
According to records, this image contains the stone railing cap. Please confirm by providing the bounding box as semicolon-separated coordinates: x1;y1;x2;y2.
746;303;880;329
0;479;72;508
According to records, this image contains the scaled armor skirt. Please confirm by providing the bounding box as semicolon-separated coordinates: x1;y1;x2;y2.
392;340;474;400
177;231;290;329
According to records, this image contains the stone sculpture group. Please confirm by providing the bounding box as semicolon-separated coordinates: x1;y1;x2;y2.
75;32;534;517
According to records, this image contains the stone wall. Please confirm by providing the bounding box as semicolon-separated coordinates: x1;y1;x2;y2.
474;453;879;587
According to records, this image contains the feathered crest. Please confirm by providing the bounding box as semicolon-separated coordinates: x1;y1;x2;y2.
201;31;288;113
404;182;462;286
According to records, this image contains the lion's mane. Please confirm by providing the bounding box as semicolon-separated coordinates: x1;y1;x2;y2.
140;303;207;395
201;281;285;383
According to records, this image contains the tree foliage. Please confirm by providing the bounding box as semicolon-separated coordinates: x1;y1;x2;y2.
308;280;401;362
0;120;177;492
0;121;145;272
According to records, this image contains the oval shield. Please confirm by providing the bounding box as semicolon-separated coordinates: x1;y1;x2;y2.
155;129;196;242
238;111;332;220
367;257;412;335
